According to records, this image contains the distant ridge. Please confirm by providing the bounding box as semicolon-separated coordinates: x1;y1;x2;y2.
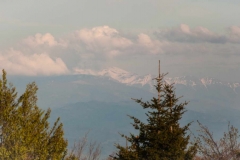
74;67;240;90
74;67;153;86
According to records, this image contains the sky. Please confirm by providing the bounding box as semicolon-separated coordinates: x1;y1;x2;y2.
0;0;240;81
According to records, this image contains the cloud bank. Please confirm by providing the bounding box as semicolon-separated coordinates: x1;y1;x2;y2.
0;49;69;76
1;24;240;77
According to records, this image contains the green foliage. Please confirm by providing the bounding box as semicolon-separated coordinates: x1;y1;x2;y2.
113;73;198;160
0;70;67;160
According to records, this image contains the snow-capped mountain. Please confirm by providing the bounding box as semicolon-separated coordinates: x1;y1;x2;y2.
7;68;240;155
74;67;240;90
165;76;240;90
74;67;153;86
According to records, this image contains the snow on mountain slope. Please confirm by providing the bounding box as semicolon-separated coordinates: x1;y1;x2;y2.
74;67;153;86
165;76;198;86
164;77;218;87
165;76;240;90
99;67;139;84
74;67;240;90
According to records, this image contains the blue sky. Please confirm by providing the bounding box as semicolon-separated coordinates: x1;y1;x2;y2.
0;0;240;81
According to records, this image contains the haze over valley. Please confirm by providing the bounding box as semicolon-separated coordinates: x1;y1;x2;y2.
7;67;240;155
1;1;240;158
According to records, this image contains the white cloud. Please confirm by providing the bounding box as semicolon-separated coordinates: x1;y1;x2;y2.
0;49;69;76
71;26;133;56
137;33;164;54
23;33;59;47
229;26;240;36
155;24;227;43
228;26;240;43
76;26;131;47
2;25;240;78
179;24;191;34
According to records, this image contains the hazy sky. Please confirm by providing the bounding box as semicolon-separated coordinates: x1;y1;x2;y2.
1;0;240;81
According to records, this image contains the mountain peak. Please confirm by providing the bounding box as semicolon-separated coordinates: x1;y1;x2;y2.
74;67;153;86
99;67;131;76
74;67;240;90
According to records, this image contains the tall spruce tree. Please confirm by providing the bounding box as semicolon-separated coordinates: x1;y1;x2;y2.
113;66;197;160
0;70;67;159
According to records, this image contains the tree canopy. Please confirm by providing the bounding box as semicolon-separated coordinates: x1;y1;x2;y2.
0;70;67;159
113;72;198;160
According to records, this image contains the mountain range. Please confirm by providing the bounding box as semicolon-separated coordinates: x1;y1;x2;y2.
6;67;240;157
75;67;240;89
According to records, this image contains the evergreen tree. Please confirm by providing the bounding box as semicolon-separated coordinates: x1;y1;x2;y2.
0;70;67;159
113;71;197;160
